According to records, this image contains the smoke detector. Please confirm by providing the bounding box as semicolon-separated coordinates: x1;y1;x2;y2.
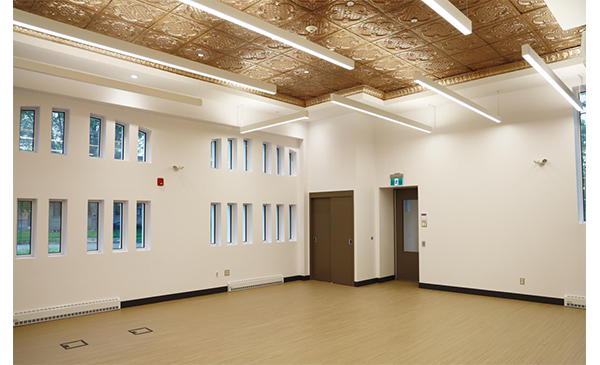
305;25;318;33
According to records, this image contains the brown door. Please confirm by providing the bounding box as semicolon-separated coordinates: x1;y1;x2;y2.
395;188;419;282
310;192;354;286
310;197;331;282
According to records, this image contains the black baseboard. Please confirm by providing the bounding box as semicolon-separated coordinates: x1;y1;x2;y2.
354;275;396;287
284;275;310;283
419;283;563;306
121;286;228;308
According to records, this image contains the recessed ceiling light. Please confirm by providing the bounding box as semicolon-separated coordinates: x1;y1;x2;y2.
305;25;317;33
130;75;138;79
411;18;418;23
347;1;355;6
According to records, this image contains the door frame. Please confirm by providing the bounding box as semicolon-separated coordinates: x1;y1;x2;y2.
393;187;419;282
309;190;354;285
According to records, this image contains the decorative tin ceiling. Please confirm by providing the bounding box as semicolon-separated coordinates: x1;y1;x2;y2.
13;0;585;105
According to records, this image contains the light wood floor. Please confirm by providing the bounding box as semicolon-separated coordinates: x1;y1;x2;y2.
13;280;586;364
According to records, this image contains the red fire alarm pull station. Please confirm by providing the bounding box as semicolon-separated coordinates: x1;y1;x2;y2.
157;177;164;186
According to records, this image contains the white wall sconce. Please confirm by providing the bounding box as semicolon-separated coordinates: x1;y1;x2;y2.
173;165;184;171
534;159;548;166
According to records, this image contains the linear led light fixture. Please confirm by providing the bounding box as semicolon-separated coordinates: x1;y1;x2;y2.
179;0;354;70
421;0;472;35
521;44;584;112
329;94;432;133
13;10;276;95
240;111;309;134
413;73;501;123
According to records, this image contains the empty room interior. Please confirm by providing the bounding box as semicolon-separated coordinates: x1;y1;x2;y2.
12;0;590;364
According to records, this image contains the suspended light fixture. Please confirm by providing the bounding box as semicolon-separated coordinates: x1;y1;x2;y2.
413;73;501;123
240;111;309;134
421;0;472;35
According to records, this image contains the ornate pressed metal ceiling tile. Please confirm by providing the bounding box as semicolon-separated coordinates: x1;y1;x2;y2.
364;0;412;13
347;43;391;63
520;7;558;30
258;54;307;73
62;0;112;12
206;55;254;72
215;22;263;42
218;0;263;11
174;43;224;63
412;18;463;43
373;31;428;54
415;56;463;74
449;0;493;10
102;0;167;28
244;0;308;26
150;13;210;42
346;14;405;41
396;44;447;63
507;0;546;13
467;57;510;71
133;30;185;53
239;65;281;80
172;4;224;27
490;32;548;56
432;33;487;55
288;0;334;11
86;14;145;41
465;0;520;29
137;0;181;12
315;0;381;28
451;45;503;65
367;55;406;73
193;29;248;52
474;16;532;43
280;13;342;40
30;1;95;28
433;66;471;79
386;1;439;29
316;29;369;56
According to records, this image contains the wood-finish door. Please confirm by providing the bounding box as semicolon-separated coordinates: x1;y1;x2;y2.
330;196;354;286
395;188;419;282
310;192;354;286
310;198;331;283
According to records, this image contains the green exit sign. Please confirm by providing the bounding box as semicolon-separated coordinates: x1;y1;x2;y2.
390;173;403;186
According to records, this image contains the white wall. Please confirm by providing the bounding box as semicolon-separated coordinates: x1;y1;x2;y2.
307;80;586;298
13;88;306;311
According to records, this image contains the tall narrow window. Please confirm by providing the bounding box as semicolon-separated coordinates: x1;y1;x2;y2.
89;116;101;158
113;202;124;250
227;138;237;170
51;111;66;155
262;142;271;174
262;204;271;242
289;204;297;241
138;129;147;162
17;200;34;256
242;204;252;244
19;109;36;152
243;139;252;172
226;203;237;244
276;146;282;175
575;87;587;222
87;201;100;252
210;139;221;169
210;203;220;245
276;204;284;241
114;123;125;160
136;202;146;248
289;150;297;176
48;201;63;254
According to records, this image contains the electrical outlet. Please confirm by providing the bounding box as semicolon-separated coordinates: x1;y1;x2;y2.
215;271;219;278
520;278;525;285
225;270;230;276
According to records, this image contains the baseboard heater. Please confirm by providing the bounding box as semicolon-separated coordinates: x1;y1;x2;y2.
228;275;284;292
13;298;120;327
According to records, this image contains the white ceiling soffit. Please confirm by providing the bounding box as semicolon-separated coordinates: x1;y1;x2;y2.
13;9;277;95
543;0;586;30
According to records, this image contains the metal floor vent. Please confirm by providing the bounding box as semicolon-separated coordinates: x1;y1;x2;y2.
228;275;284;292
14;298;120;326
564;295;586;309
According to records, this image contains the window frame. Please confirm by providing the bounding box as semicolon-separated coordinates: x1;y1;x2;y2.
48;200;67;256
243;138;252;172
19;108;39;153
242;203;253;244
114;121;128;161
138;128;150;163
210;203;221;246
276;204;285;242
289;149;297;176
88;114;104;158
113;201;127;251
226;203;237;245
51;109;68;155
227;138;237;170
262;204;271;243
87;200;103;253
211;138;221;169
573;85;586;223
136;201;150;250
289;204;297;241
16;199;36;258
262;142;272;174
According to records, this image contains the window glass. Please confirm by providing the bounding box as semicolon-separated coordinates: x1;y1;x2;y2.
138;129;147;162
136;202;146;248
87;202;99;251
262;143;267;173
89;117;101;158
210;203;219;245
48;201;62;254
113;202;123;250
19;110;35;152
52;111;66;154
17;201;33;255
227;139;233;170
243;139;250;171
115;123;125;160
578;90;587;222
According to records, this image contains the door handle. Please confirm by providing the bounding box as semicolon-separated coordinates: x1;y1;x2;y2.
349;239;353;245
313;237;317;242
